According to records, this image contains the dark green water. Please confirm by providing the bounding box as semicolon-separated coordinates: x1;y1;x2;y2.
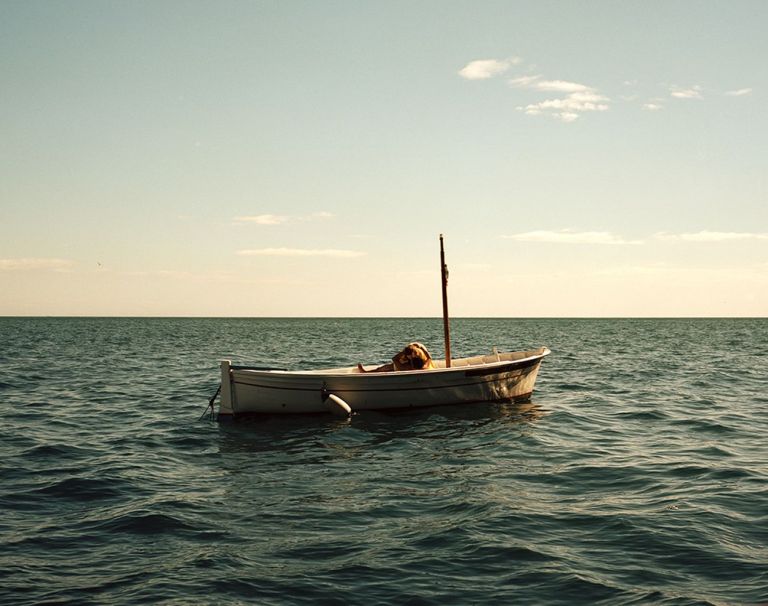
1;318;766;605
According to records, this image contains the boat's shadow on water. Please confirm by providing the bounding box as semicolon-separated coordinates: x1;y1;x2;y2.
215;400;548;455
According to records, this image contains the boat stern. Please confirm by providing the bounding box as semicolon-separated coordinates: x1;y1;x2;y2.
218;360;235;421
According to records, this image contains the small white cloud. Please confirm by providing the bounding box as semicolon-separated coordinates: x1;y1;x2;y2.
460;60;506;79
643;102;664;111
555;112;580;122
458;58;520;80
569;91;610;110
238;248;366;258
670;85;703;99
503;230;638;245
0;258;74;271
509;75;593;94
522;90;610;116
655;231;768;242
234;214;288;225
533;79;592;93
725;88;752;97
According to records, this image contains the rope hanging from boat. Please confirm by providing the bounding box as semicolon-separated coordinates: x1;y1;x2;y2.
199;383;221;421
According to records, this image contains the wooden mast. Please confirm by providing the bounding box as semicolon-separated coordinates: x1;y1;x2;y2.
440;234;452;367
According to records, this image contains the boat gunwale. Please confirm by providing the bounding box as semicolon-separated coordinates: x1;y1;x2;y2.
229;347;550;380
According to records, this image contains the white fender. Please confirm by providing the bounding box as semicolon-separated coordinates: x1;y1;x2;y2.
325;393;352;416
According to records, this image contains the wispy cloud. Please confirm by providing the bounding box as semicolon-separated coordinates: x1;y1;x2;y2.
460;55;609;122
238;248;366;258
670;85;703;99
234;212;334;226
234;214;289;225
502;230;768;245
655;231;768;242
592;263;767;279
508;71;608;121
123;268;316;287
510;76;591;93
642;100;664;111
518;90;610;122
503;230;639;245
725;88;752;97
532;80;592;93
462;56;751;122
508;75;541;88
458;57;521;80
0;258;74;271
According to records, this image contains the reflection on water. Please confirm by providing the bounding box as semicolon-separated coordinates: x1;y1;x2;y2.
216;400;547;457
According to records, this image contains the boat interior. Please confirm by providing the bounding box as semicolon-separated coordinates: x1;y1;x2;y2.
295;348;547;375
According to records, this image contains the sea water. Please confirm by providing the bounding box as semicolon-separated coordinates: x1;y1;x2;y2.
0;317;766;605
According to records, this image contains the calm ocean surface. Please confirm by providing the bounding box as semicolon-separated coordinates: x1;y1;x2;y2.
1;317;766;605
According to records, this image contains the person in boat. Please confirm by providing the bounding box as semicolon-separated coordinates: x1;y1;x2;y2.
358;342;436;373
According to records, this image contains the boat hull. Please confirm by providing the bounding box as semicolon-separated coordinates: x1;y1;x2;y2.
219;347;550;417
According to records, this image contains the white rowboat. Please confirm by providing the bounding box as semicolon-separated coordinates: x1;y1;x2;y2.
218;346;550;418
215;235;551;419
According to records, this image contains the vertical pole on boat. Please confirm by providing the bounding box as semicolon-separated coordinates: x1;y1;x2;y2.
440;234;452;368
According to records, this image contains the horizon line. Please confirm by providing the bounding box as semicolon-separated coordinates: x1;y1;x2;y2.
1;315;765;320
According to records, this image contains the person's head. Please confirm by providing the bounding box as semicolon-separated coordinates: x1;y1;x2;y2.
393;342;433;370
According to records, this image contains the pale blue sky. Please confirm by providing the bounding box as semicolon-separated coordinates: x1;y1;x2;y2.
1;1;766;316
